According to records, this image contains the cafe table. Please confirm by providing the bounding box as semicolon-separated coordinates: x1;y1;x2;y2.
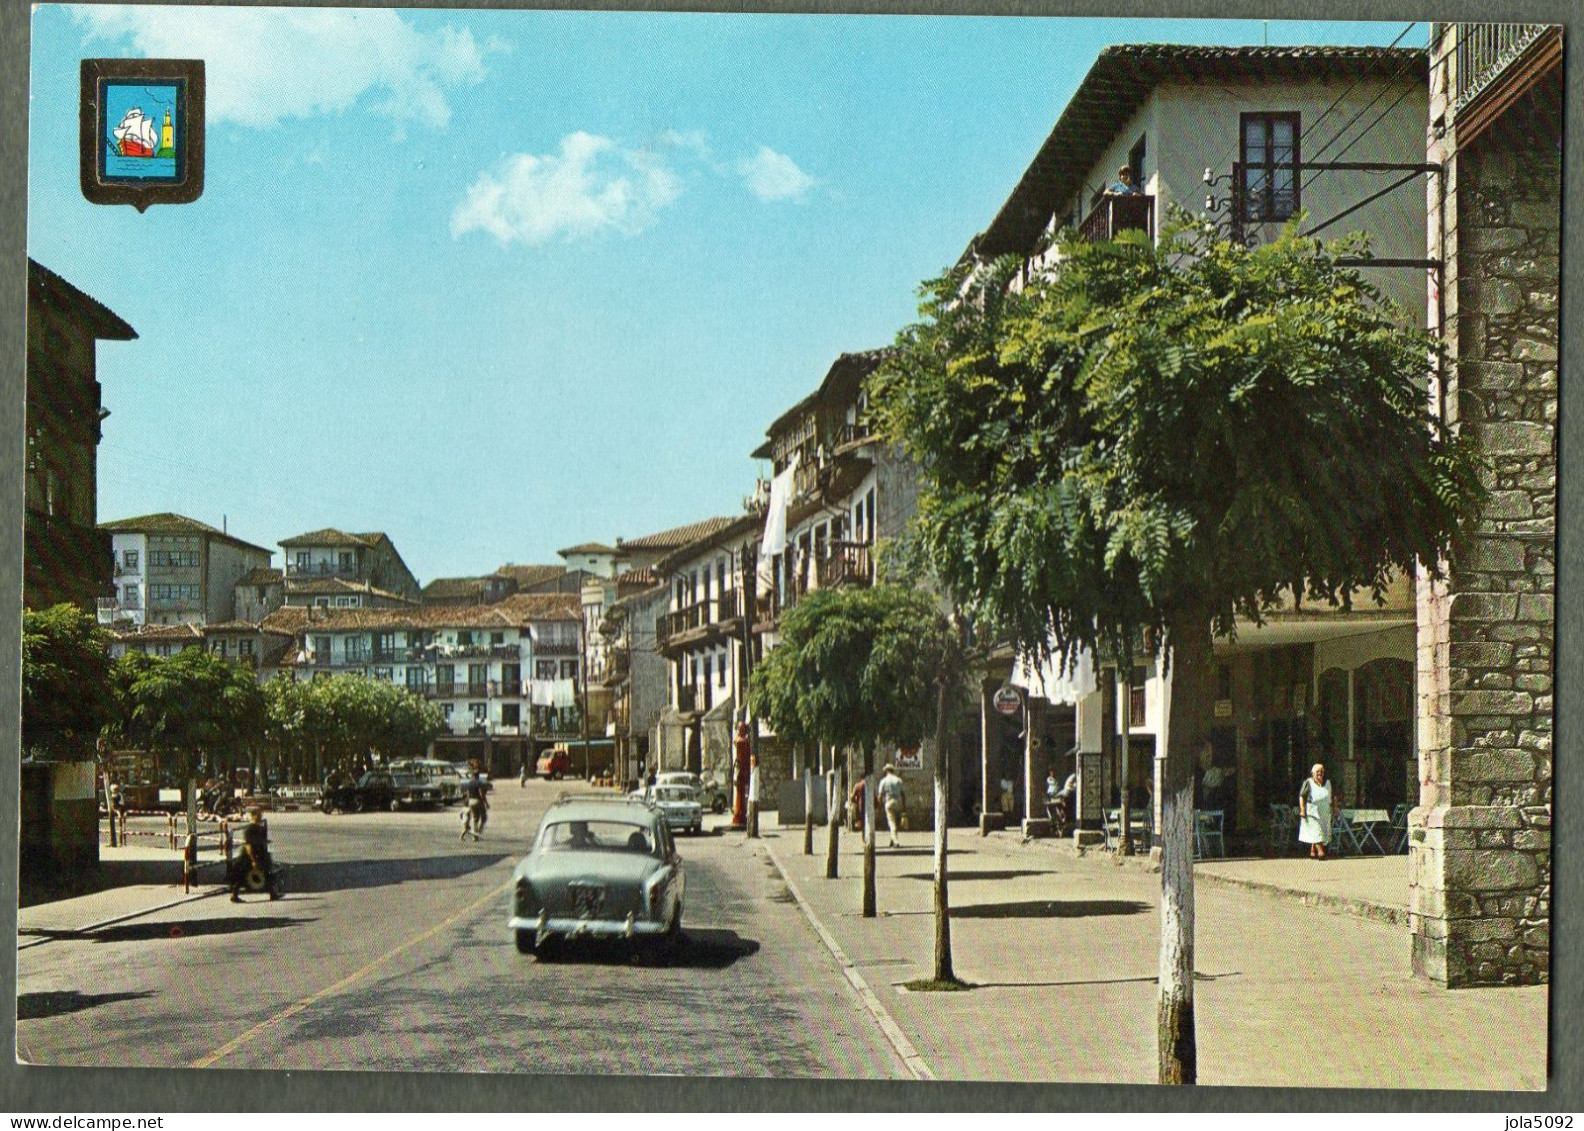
1343;808;1392;855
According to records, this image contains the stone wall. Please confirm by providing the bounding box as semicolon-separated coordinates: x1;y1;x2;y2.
1411;31;1557;987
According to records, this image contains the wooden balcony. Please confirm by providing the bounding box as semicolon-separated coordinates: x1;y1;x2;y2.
817;541;873;589
658;591;745;653
1078;193;1154;244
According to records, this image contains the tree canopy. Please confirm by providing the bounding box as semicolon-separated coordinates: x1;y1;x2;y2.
869;217;1485;672
22;604;114;759
747;584;952;758
112;646;265;781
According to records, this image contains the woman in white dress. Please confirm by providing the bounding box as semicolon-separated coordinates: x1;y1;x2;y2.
1297;763;1335;859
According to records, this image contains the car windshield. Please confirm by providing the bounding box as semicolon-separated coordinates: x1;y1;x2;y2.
541;819;656;855
653;787;697;803
658;773;700;788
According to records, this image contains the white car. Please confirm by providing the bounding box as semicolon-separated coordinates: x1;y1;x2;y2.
653;771;729;814
648;785;704;836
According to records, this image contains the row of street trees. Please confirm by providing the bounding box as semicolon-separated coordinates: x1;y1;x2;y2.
748;216;1484;1082
22;605;446;828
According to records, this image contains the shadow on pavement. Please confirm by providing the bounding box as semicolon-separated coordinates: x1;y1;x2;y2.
17;989;157;1020
287;852;509;893
896;869;1051;883
533;927;760;971
20;915;313;944
969;969;1239;990
950;898;1149;919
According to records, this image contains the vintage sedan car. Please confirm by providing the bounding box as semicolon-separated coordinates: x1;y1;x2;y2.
320;770;444;813
391;759;465;803
509;795;684;956
654;770;729;814
648;784;704;836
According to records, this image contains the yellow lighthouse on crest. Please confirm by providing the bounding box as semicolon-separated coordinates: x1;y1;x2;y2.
156;108;175;159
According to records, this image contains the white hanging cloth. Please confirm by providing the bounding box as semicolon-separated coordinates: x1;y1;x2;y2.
1011;642;1098;706
552;678;577;709
758;454;800;561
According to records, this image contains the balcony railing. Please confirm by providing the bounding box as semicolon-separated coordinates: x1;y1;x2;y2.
658;591;745;650
286;562;360;578
449;643;521;660
533;639;580;657
833;421;873;449
1078;193;1154;244
1455;23;1549;109
817;541;874;589
427;680;526;699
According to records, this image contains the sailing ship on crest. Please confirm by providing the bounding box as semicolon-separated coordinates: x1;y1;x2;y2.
111;106;174;159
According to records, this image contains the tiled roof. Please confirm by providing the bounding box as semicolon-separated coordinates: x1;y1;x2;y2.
651;513;763;575
262;606;309;634
285;577;414;602
109;622;204;642
98;512;272;554
29;259;136;341
279;527;370;548
236;567;283;587
971;44;1428;260
422;576;489;601
493;563;567;589
558;542;621;556
619;516;740;552
203;619;298;638
294;593;581;633
761;350;889;447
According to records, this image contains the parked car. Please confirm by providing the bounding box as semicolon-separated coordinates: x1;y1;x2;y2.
392;759;465;803
449;762;493;792
508;795;685;958
653;770;729;814
320;770;444;813
536;747;571;780
648;784;704;836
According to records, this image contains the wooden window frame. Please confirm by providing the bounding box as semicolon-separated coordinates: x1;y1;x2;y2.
1239;111;1301;224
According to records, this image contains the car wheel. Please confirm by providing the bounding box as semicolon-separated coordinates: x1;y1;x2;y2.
390;798;402;813
351;795;367;813
712;796;728;814
514;929;535;955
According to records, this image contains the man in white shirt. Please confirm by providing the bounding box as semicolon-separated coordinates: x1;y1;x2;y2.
877;764;906;848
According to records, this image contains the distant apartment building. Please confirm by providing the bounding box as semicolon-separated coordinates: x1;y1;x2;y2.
423;564;589;606
600;575;669;784
24;260;135;614
280;528;421;603
234;567;284;622
282;594;584;775
98;512;273;627
285;577;418;611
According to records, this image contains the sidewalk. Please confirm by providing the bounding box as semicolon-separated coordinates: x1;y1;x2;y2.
754;822;1546;1090
18;842;231;946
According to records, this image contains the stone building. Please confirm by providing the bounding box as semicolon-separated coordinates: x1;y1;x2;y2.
99;512;273;626
24;260;135;613
280;527;422;603
1411;23;1561;988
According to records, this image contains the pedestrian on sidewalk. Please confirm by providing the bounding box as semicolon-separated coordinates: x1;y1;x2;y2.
849;776;867;833
461;769;489;841
1297;763;1334;859
878;764;906;848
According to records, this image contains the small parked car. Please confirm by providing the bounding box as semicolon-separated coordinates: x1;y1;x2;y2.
648;784;704;836
508;795;685;958
392;759;465;803
320;770;444;813
653;770;729;814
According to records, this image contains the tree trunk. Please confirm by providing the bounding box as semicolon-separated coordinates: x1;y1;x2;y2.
1157;610;1214;1086
804;762;815;856
825;765;840;879
862;745;877;918
932;659;956;984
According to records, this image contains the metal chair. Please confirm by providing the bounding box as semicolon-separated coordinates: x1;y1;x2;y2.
1388;803;1410;854
1194;810;1226;859
1268;803;1297;856
1329;811;1364;856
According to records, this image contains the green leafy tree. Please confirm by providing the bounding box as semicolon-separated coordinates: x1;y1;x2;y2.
871;217;1484;1082
112;647;265;830
748;584;957;956
21;604;113;760
267;675;443;781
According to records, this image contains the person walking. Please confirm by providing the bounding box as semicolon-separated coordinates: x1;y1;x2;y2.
877;763;906;849
1297;763;1335;859
461;769;489;841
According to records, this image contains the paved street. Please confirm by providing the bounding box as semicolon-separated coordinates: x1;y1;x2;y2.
16;782;904;1078
16;790;1547;1088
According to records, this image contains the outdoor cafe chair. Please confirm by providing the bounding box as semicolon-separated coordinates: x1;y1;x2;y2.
1268;803;1297;855
1194;810;1226;859
1329;811;1365;856
1388;803;1410;854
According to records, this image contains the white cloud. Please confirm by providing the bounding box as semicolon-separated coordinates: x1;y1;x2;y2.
73;6;503;131
450;132;685;246
737;146;816;202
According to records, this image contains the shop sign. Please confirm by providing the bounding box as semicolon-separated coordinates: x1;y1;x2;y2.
993;686;1023;716
895;747;922;770
1214;699;1234;719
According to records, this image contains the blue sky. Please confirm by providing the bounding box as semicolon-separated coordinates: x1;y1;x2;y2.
28;7;1427;583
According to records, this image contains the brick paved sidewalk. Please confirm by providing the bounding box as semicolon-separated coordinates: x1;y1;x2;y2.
754;823;1546;1090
